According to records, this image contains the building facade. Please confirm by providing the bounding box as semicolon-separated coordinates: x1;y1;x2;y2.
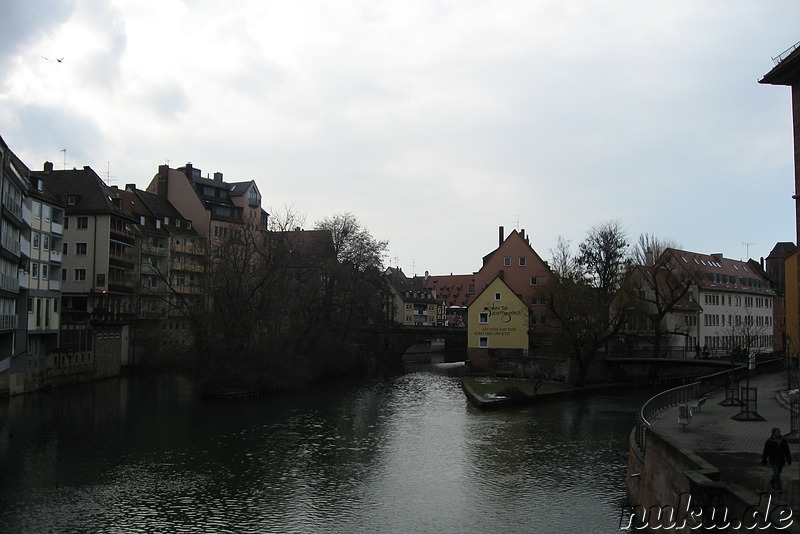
384;267;443;326
0;139;31;394
624;248;776;358
34;164;137;380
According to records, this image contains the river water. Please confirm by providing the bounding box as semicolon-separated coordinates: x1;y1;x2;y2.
0;370;653;533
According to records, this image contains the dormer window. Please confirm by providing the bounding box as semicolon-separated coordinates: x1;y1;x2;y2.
248;188;259;207
67;195;79;206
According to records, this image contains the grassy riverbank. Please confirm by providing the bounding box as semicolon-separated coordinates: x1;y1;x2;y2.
461;376;630;408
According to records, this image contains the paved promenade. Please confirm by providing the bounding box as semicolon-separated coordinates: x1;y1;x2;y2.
650;371;799;514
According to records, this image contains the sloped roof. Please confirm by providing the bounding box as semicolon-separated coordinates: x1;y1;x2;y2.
385;266;436;304
760;42;800;85
663;248;774;295
33;166;136;221
425;273;476;307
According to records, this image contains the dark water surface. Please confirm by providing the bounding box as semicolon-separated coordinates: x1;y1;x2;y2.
0;372;652;533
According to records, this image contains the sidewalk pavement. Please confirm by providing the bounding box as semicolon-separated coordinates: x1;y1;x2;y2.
650;371;799;515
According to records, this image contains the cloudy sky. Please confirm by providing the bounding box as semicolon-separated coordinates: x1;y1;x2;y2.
1;0;798;276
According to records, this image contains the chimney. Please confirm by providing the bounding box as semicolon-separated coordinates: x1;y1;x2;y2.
520;229;525;240
645;250;654;266
125;183;136;192
43;161;53;173
157;164;169;198
213;172;223;181
499;226;505;246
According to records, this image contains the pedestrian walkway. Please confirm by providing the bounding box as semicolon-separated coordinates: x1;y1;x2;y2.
650;371;799;514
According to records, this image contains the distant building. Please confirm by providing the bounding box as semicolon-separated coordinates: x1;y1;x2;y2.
472;227;557;353
623;248;776;358
466;276;532;376
146;163;268;241
425;273;474;326
384;267;442;326
765;242;796;353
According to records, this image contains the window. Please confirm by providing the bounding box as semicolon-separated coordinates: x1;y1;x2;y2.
249;188;259;206
44;205;51;222
519;256;526;266
503;257;511;267
76;217;88;229
32;232;40;249
42;264;49;280
61;269;67;281
32;263;38;279
67;195;78;205
43;235;49;251
494;292;501;301
479;312;489;324
479;337;489;348
75;269;86;282
62;243;68;255
76;243;88;255
530;277;537;286
33;202;41;219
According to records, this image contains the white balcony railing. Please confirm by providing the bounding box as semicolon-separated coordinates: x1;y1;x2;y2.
0;272;19;293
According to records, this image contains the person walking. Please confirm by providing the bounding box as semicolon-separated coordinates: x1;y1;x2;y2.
762;427;792;492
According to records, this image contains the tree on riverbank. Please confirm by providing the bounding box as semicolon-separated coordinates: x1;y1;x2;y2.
145;211;390;393
546;220;632;386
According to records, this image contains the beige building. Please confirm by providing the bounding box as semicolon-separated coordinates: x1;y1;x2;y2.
146;163;268;242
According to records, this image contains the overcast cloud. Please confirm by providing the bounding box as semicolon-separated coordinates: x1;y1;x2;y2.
1;0;798;275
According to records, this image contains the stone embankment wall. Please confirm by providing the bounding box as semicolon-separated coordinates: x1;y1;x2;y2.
626;429;796;533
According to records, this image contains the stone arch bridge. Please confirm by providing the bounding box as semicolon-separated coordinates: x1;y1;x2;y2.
357;325;468;368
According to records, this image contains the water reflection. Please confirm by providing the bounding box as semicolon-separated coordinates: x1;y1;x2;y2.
0;373;651;533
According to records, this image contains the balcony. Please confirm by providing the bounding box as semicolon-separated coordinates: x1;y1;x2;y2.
50;249;62;263
146;246;169;256
49;279;61;291
20;235;30;258
21;203;32;225
0;314;18;331
0;272;20;293
3;197;22;221
1;236;20;257
109;230;135;246
171;261;204;272
109;254;135;270
18;271;29;289
51;221;63;235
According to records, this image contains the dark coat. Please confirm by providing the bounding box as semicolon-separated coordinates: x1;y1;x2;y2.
762;436;792;467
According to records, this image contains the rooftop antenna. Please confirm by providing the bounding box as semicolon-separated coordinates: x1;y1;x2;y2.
60;148;66;170
104;162;116;186
511;215;520;230
742;242;755;259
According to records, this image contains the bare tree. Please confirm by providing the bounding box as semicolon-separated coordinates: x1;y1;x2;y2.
546;221;631;386
315;212;388;272
623;248;695;357
629;233;680;266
